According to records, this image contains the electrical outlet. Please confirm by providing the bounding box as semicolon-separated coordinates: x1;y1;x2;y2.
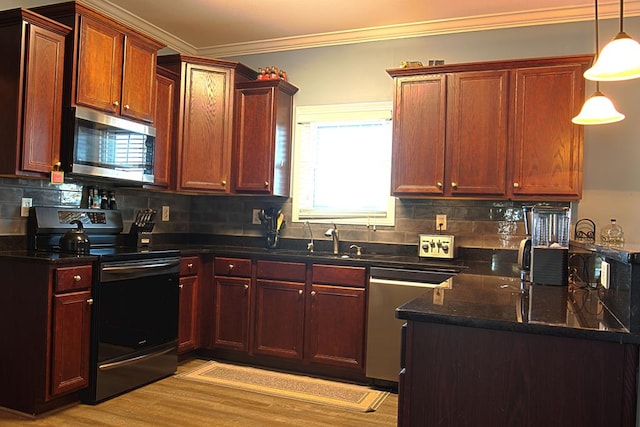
161;205;170;222
600;260;610;289
20;197;32;217
436;214;447;231
252;209;261;225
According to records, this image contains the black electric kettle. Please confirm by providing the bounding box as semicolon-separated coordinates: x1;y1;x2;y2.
59;220;91;254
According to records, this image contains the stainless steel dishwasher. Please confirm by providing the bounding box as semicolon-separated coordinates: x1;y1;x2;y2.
366;266;458;384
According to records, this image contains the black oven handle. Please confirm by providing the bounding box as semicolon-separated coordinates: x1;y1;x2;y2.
99;257;181;282
102;260;180;273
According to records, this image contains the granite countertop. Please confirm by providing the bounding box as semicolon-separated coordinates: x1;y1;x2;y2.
396;272;637;344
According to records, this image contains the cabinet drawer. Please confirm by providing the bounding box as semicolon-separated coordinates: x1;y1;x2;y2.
55;265;93;292
257;260;306;282
180;256;201;276
312;265;366;287
214;257;252;277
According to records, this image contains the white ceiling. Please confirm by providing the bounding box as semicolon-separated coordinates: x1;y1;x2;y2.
9;0;640;57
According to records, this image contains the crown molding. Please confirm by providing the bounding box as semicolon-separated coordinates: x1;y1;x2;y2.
80;0;640;58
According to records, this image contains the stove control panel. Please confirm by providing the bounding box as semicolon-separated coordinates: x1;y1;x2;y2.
419;234;455;259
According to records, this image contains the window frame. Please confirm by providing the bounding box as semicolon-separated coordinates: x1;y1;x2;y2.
291;102;395;226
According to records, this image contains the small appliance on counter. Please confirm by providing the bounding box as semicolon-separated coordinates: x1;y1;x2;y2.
128;208;157;248
419;234;456;259
529;205;570;286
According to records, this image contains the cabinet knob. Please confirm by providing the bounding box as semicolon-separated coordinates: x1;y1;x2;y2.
310;290;316;296
513;182;520;188
123;104;130;110
228;264;234;271
264;181;269;188
87;298;94;305
113;100;119;107
187;263;193;271
451;182;458;189
73;275;81;282
221;180;227;186
179;284;184;289
436;182;443;189
298;289;303;295
244;284;249;290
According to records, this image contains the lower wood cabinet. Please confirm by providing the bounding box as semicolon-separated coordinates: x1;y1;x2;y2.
307;265;366;372
0;259;93;415
209;257;367;378
254;260;306;359
213;257;252;351
178;256;201;354
399;320;638;427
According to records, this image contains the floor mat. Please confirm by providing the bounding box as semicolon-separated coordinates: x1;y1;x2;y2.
176;361;389;412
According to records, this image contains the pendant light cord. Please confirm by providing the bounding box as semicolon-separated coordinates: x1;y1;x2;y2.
595;0;602;91
620;0;624;33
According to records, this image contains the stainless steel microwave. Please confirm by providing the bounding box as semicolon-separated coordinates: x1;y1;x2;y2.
64;107;156;183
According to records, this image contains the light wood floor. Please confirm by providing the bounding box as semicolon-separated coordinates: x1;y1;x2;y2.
0;358;398;426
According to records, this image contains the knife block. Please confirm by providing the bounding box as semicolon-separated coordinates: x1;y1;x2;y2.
128;223;154;248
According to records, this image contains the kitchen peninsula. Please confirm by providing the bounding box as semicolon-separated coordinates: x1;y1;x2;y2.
396;245;640;427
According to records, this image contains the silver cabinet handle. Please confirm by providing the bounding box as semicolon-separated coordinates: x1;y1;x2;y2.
87;298;94;305
310;290;316;296
244;284;249;290
73;275;81;282
298;289;303;295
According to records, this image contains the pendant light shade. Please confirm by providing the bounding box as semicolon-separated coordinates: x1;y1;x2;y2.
572;0;625;125
584;32;640;81
572;90;625;125
584;0;640;81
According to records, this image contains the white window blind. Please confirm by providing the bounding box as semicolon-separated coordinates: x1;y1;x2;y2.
292;102;395;225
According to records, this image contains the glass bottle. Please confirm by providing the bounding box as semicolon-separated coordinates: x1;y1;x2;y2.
601;218;625;246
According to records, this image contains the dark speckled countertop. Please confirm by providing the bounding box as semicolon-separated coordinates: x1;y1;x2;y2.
396;272;637;344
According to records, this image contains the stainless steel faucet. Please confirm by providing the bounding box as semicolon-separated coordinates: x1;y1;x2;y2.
324;224;339;255
305;221;314;253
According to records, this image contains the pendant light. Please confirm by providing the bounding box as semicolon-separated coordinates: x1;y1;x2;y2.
584;0;640;81
573;0;625;125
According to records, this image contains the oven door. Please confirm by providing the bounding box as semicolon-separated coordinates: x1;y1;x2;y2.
84;256;180;403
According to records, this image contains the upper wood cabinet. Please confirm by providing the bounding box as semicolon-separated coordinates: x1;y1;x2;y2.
387;55;591;200
509;63;586;199
446;70;509;196
234;79;298;196
34;1;164;123
152;66;179;188
0;9;70;178
158;54;256;193
390;74;446;195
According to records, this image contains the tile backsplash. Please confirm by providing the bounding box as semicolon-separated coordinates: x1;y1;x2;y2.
0;176;568;250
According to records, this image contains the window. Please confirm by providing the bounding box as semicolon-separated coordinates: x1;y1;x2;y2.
292;102;395;226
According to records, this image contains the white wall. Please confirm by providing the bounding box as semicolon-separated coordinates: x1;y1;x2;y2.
226;19;640;243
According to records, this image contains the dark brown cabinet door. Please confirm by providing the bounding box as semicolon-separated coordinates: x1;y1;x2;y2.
213;276;250;351
121;35;157;122
179;63;233;192
0;10;68;178
178;275;198;353
76;15;124;115
253;279;305;359
446;70;509;196
21;22;66;174
391;74;446;196
152;67;177;188
234;80;297;196
510;64;585;199
306;284;366;372
50;290;91;397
